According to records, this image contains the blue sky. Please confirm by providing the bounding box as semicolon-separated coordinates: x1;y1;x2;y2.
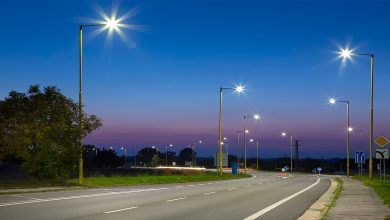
0;0;389;158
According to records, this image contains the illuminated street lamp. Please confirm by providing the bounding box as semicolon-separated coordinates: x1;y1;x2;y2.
338;47;375;180
281;132;293;172
218;85;245;175
121;147;127;165
250;139;260;171
328;98;352;176
191;140;203;167
165;144;173;166
78;17;124;185
243;114;261;173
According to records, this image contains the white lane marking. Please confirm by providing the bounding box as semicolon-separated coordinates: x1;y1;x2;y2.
198;184;205;186
203;192;216;195
227;188;237;191
187;185;196;187
13;195;40;200
207;183;213;185
282;177;289;179
175;186;183;188
0;188;168;207
243;178;321;220
166;197;187;202
245;185;252;188
104;206;138;214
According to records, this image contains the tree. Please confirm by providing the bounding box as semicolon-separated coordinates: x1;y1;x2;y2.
95;148;122;168
137;147;160;166
0;85;102;180
179;148;196;164
151;154;160;167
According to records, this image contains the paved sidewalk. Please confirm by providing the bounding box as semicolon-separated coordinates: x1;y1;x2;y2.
327;177;390;220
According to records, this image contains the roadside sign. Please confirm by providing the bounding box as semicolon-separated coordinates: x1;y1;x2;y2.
376;149;389;159
374;135;390;148
355;152;365;164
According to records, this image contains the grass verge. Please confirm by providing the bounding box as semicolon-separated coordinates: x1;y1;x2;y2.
321;177;343;220
67;172;251;187
354;176;390;207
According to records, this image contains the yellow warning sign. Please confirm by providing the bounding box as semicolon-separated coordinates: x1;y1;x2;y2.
374;135;390;148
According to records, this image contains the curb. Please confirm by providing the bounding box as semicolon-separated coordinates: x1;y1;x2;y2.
298;177;338;220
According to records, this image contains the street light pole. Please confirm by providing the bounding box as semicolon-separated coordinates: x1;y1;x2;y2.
256;140;259;171
218;85;244;175
78;19;122;185
339;48;374;180
329;98;351;177
282;132;293;173
338;49;375;180
166;144;173;166
237;130;243;172
243;114;260;174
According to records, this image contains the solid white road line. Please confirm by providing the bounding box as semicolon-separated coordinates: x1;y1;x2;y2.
243;178;321;220
227;188;237;191
104;206;138;214
166;197;187;202
0;188;168;207
203;192;216;195
245;185;252;188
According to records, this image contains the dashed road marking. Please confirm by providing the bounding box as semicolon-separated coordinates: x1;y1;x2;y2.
166;197;187;202
104;207;138;214
227;188;237;191
203;192;216;195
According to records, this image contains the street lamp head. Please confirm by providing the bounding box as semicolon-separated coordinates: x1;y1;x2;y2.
223;137;227;140
348;127;353;132
169;144;173;147
253;114;261;120
234;85;245;94
221;141;224;145
339;48;353;59
121;147;124;150
250;139;254;142
199;140;203;144
245;130;250;133
328;98;337;105
104;17;120;31
281;132;287;137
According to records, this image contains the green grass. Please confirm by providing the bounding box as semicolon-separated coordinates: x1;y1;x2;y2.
354;175;390;207
321;177;343;220
67;172;251;187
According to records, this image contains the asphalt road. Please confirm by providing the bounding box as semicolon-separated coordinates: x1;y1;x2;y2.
0;172;330;220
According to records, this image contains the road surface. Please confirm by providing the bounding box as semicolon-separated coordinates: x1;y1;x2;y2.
0;172;330;220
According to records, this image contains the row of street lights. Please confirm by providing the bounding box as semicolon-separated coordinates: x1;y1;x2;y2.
76;9;376;183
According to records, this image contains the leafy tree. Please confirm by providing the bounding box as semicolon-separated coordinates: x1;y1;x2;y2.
0;85;102;180
179;148;196;164
151;154;160;167
137;147;160;166
94;148;122;168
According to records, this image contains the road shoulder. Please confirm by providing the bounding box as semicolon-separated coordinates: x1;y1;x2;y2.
298;176;337;220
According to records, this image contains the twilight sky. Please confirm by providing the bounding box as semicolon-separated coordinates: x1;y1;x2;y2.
0;0;389;158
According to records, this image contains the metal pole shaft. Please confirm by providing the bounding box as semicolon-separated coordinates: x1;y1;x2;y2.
369;55;374;180
290;135;293;173
347;102;350;177
166;146;168;166
256;141;259;171
78;25;84;185
244;118;247;174
218;88;223;175
237;132;240;172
